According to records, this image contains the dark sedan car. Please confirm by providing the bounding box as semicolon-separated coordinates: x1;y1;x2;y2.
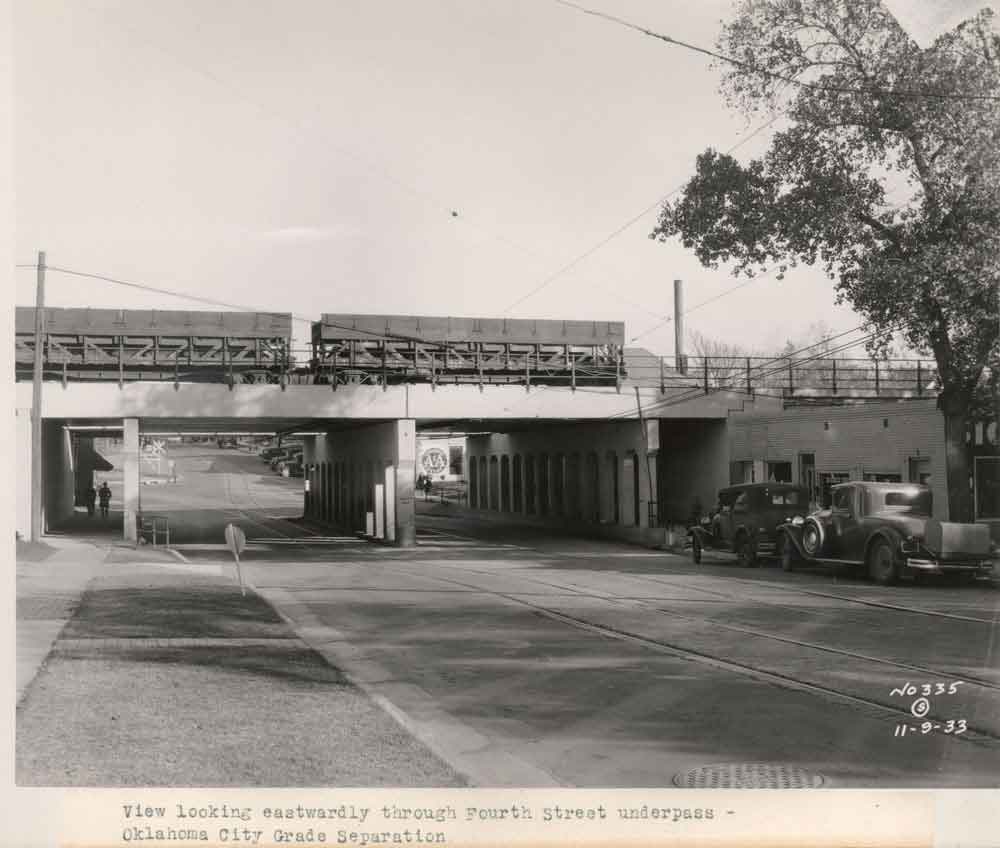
778;481;994;585
689;482;811;567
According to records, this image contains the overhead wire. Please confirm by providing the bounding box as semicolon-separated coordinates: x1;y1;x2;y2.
553;0;1000;102
500;112;786;316
624;321;913;418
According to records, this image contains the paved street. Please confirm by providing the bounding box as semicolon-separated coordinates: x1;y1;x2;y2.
21;444;1000;788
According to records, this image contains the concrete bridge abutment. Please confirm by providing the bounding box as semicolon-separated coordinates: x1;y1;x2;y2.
303;419;417;547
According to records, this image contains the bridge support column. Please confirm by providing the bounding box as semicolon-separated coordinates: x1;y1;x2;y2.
395;419;417;547
123;418;139;543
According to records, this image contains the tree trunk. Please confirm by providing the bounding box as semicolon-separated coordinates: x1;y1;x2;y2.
940;393;973;522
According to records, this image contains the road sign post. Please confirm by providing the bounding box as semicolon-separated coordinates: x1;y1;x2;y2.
224;523;247;597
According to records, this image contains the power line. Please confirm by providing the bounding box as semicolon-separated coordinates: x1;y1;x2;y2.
610;322;905;418
628;271;780;344
667;324;907;415
500;112;785;315
554;0;1000;103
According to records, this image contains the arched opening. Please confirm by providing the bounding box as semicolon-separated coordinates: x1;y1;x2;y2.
552;453;565;515
604;451;619;524
324;462;331;521
512;455;523;512
586;451;599;522
489;456;499;510
567;452;581;519
468;455;479;508
500;455;511;512
525;455;536;514
538;453;550;515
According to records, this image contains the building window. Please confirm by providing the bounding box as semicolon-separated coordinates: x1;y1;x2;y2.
818;471;850;507
908;457;931;486
730;461;753;484
766;461;792;483
975;457;1000;519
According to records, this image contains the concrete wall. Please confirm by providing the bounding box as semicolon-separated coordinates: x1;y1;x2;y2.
42;420;76;530
657;419;730;526
302;420;416;545
464;420;663;545
728;400;949;519
16;380;740;422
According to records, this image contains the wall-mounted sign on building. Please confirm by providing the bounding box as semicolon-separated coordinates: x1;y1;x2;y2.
420;446;448;477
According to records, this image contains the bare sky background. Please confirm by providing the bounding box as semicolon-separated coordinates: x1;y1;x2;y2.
13;0;971;356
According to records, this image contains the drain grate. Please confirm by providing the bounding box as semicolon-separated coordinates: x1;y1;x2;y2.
673;763;825;789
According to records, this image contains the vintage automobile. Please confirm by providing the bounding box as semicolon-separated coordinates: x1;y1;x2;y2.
689;483;811;567
777;481;994;585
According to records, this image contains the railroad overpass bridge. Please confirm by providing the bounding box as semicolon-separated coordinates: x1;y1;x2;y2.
16;306;935;546
14;369;757;547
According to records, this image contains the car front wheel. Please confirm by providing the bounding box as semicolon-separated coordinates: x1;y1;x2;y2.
868;538;900;586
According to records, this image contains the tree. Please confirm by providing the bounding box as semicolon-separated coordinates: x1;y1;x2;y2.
651;1;1000;520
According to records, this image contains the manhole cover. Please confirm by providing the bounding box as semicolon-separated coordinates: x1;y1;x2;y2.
673;763;825;789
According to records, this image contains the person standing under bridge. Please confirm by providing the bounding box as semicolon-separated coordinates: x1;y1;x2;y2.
84;483;97;518
98;482;112;519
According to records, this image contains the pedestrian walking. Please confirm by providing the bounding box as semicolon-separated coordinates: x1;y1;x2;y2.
98;482;112;518
85;483;97;518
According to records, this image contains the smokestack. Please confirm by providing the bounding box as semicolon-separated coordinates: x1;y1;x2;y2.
674;279;686;374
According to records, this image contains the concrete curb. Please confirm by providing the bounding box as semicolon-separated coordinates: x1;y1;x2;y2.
254;584;562;788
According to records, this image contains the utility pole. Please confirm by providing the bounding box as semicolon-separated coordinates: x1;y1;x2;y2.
30;250;46;542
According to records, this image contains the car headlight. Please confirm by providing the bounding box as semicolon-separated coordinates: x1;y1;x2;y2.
791;516;804;526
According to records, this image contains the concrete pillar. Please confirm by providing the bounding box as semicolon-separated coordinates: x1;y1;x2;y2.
385;464;396;543
374;483;385;539
123;418;140;542
395;419;417;547
622;453;636;527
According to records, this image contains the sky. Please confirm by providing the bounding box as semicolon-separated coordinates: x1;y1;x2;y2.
10;0;978;358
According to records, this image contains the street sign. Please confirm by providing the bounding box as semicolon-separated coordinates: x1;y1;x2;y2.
224;523;247;596
224;523;247;555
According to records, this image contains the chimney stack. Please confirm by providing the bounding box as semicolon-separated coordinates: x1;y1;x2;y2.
674;279;686;374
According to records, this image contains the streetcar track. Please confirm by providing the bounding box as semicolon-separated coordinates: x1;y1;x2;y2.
373;560;1000;746
209;470;1000;742
412;557;1000;693
422;516;998;625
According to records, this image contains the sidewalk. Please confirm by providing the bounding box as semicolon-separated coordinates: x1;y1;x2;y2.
16;535;112;703
15;535;465;786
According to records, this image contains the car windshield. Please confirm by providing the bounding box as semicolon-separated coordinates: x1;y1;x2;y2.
876;488;932;515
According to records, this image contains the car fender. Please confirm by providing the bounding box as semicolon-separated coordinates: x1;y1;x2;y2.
864;527;904;563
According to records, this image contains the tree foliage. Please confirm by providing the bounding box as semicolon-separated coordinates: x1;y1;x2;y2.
652;0;1000;414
